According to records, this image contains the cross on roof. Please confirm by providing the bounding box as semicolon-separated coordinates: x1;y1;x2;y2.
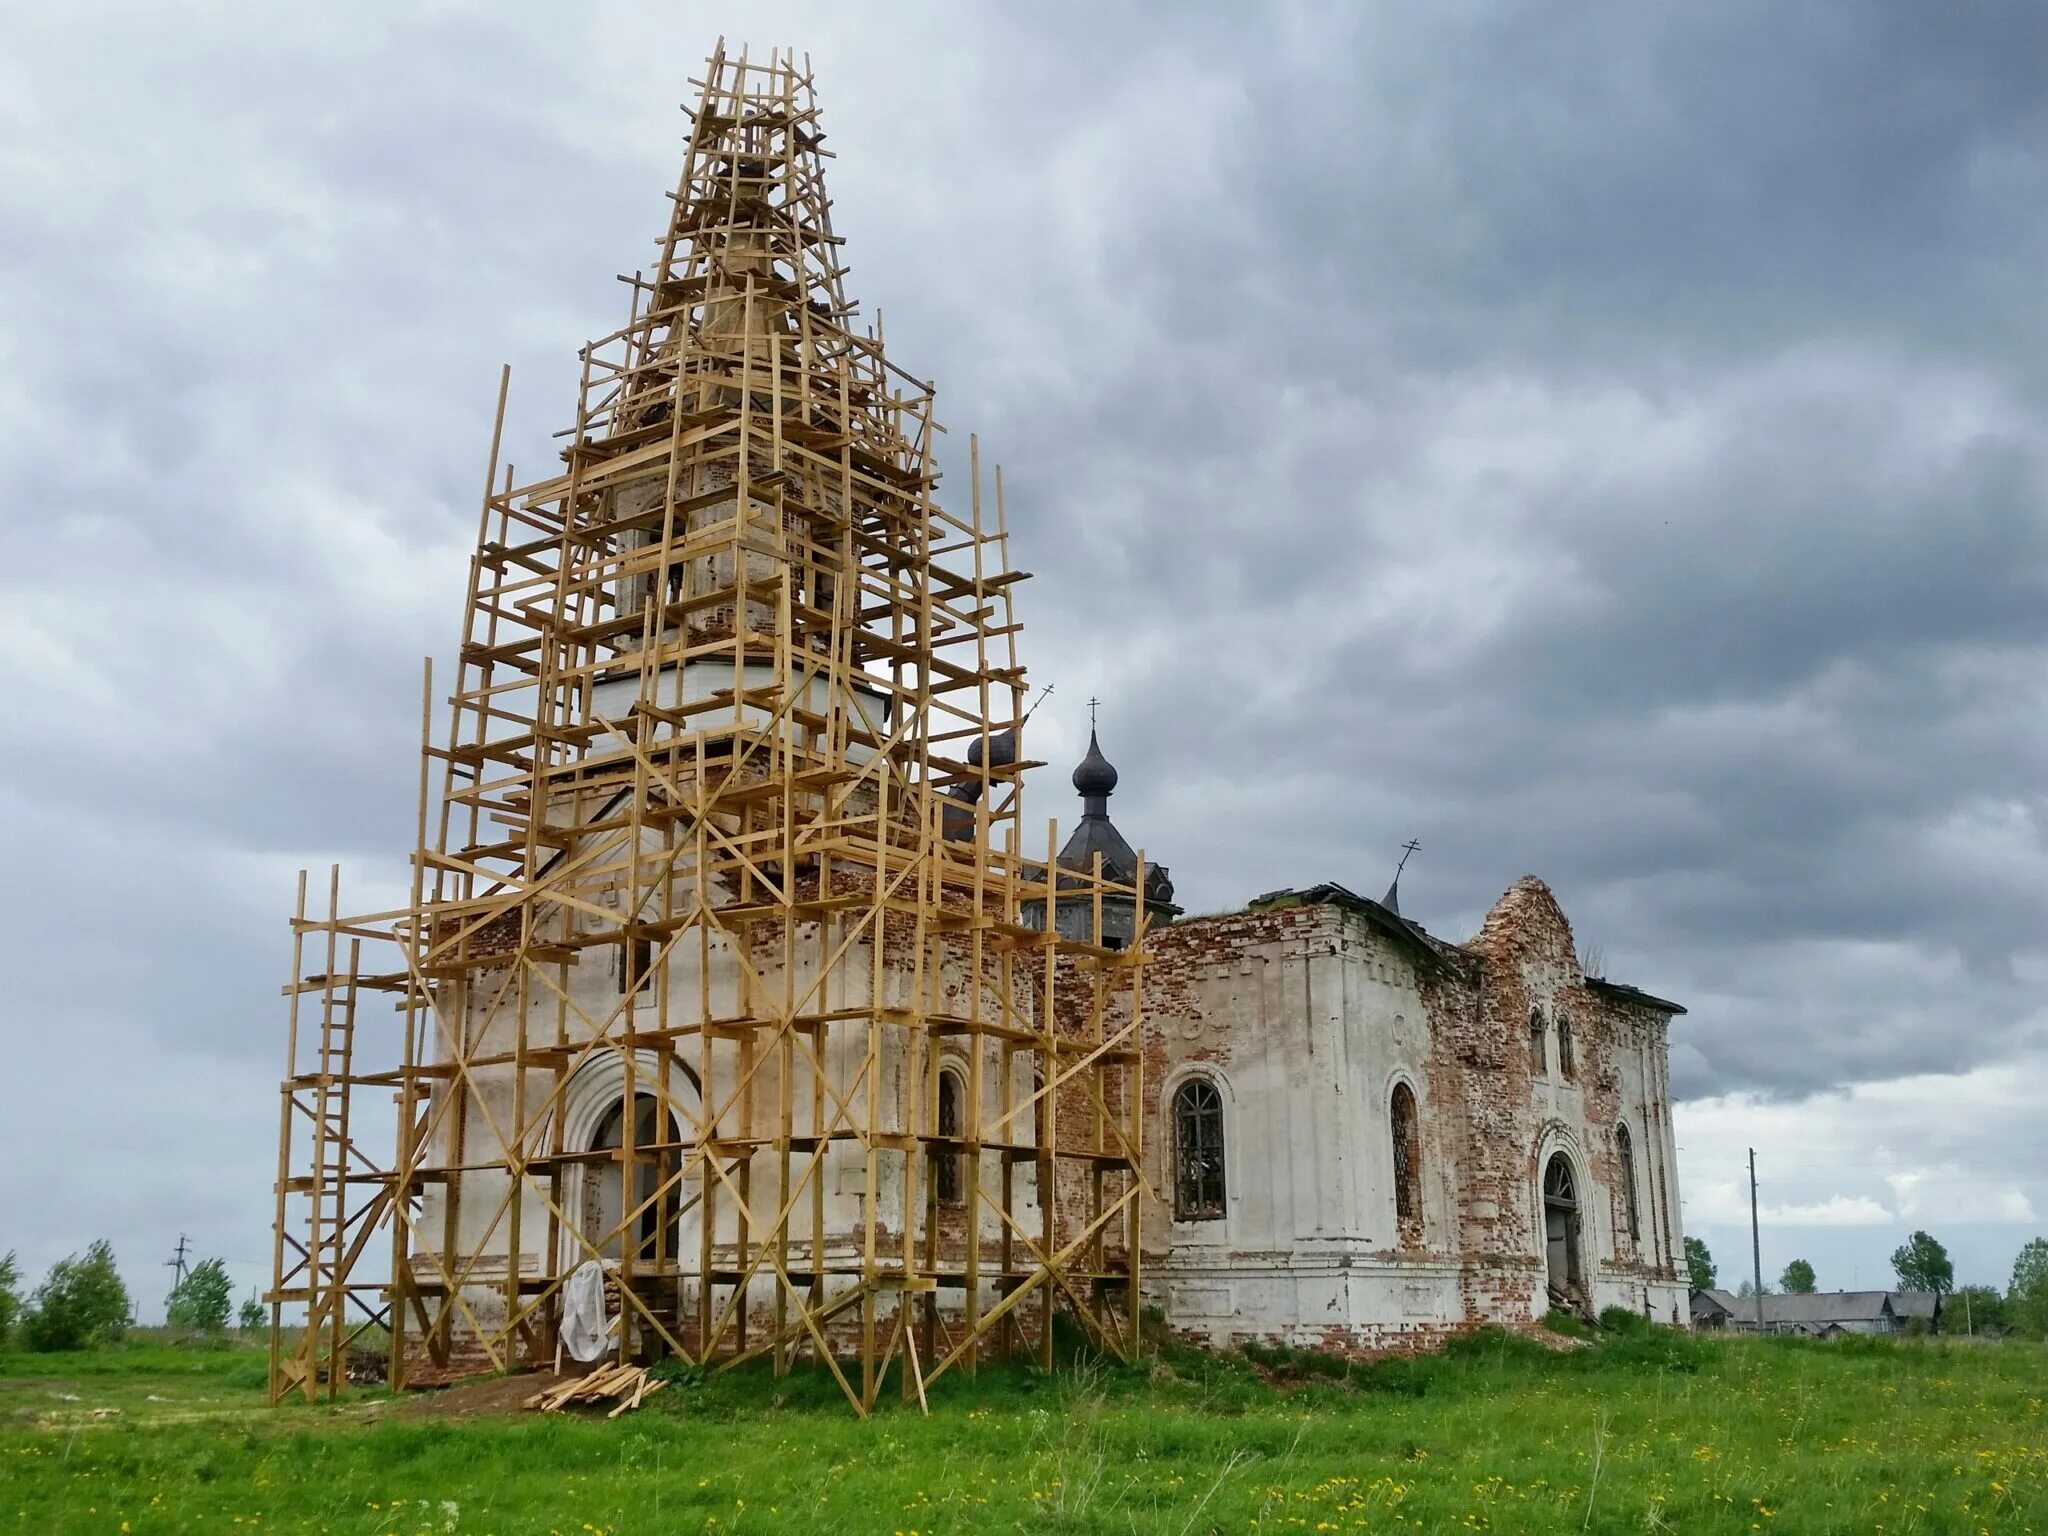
1088;695;1100;729
1395;839;1420;877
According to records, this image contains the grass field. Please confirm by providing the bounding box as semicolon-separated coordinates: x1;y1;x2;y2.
3;1325;2044;1534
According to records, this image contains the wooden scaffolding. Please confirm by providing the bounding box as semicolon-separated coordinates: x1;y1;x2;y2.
267;44;1151;1416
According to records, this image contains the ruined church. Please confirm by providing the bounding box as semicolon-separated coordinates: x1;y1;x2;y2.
1035;731;1691;1347
269;47;1688;1406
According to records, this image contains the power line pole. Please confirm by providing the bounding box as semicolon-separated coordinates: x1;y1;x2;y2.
1749;1148;1764;1331
166;1234;191;1296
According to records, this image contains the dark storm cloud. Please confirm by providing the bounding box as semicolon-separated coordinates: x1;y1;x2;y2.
2;0;2044;1302
1157;6;2048;382
920;4;2048;1116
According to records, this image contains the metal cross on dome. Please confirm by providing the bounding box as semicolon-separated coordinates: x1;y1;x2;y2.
1088;695;1100;729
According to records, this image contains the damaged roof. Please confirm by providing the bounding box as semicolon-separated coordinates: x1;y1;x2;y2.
1245;881;1461;973
1246;881;1686;1014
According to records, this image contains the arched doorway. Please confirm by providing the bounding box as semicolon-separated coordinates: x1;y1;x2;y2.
1542;1152;1584;1305
557;1049;701;1278
584;1093;683;1264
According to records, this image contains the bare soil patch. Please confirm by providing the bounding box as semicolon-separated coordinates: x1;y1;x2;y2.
392;1370;554;1420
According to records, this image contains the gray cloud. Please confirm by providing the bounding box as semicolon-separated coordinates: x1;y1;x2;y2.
2;0;2044;1307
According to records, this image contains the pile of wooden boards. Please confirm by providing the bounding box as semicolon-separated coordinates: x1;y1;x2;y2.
523;1362;666;1418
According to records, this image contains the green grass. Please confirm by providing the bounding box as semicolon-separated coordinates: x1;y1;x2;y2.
3;1329;2045;1533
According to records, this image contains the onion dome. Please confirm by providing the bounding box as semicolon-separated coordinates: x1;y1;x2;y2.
943;728;1017;839
1072;731;1118;801
968;729;1017;770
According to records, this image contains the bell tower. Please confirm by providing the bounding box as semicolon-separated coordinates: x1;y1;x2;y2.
1023;718;1178;947
269;44;1152;1414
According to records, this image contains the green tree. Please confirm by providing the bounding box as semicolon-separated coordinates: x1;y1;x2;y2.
239;1294;265;1333
0;1250;20;1345
1780;1258;1817;1294
1951;1283;2006;1335
2009;1238;2048;1338
1891;1230;1955;1296
1683;1235;1716;1293
166;1257;233;1332
21;1242;132;1351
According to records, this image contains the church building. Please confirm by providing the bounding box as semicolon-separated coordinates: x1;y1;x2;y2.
270;51;1693;1404
1043;732;1691;1349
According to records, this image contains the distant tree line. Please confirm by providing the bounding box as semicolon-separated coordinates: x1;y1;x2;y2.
1682;1231;2048;1336
0;1243;267;1352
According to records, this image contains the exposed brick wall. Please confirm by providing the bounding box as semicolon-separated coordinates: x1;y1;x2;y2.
1132;875;1685;1353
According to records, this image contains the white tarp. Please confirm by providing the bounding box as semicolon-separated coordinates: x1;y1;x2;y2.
560;1260;612;1363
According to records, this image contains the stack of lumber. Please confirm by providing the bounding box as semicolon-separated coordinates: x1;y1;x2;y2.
523;1362;666;1418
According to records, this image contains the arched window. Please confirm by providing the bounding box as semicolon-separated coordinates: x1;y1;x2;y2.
1615;1122;1640;1241
1528;1009;1547;1076
936;1066;964;1206
1172;1079;1225;1221
1557;1015;1576;1080
588;1093;679;1261
1390;1082;1421;1229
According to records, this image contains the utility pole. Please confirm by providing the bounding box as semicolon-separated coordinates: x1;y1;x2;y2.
165;1234;191;1297
1748;1149;1764;1331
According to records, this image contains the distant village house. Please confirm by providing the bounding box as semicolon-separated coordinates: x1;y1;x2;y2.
1691;1288;1944;1337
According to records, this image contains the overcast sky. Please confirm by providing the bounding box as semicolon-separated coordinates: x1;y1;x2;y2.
3;1;2045;1317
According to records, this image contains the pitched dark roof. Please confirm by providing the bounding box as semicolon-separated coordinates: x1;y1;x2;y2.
1767;1291;1896;1325
1709;1290;1895;1326
1586;977;1688;1017
1057;809;1141;879
1707;1290;1939;1326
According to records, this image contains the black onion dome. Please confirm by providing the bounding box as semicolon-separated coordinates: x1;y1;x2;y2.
1072;731;1118;798
967;729;1017;770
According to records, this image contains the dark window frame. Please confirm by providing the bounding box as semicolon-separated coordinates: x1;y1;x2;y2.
1390;1081;1421;1229
1172;1078;1226;1222
619;936;655;995
1616;1121;1640;1241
